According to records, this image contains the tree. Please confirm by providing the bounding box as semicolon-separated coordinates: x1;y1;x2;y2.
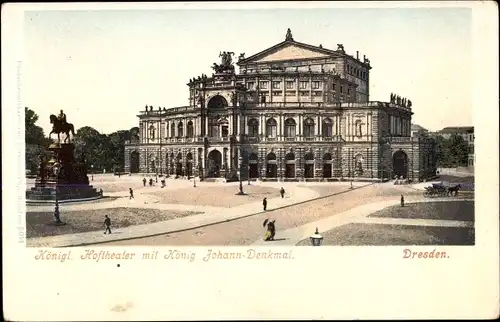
25;107;52;173
445;134;469;167
434;134;469;168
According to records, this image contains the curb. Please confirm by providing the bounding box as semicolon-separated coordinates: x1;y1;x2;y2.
45;183;375;248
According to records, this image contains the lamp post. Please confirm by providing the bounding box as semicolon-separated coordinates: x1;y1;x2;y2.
52;162;65;225
247;165;251;185
350;155;356;189
91;164;94;181
237;155;244;195
310;227;323;246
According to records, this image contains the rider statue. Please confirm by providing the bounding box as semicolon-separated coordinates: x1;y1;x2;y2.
58;109;67;126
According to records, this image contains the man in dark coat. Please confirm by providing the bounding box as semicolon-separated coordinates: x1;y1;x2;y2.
104;215;112;234
280;187;285;198
263;197;267;211
142;177;146;187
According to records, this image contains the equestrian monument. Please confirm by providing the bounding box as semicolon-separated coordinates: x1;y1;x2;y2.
26;110;102;202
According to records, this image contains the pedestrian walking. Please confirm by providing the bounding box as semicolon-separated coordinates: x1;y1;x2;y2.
149;178;153;186
118;172;121;178
280;187;285;198
104;215;112;234
142;177;146;187
129;188;134;200
401;194;405;207
263;197;267;211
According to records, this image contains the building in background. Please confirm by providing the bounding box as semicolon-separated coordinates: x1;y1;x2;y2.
124;29;437;182
411;124;429;137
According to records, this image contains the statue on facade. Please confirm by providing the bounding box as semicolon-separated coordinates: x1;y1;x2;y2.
390;93;394;103
403;98;407;107
211;51;235;74
285;28;293;41
238;53;245;61
396;95;401;105
197;93;204;105
407;99;412;108
337;44;345;52
49;110;75;144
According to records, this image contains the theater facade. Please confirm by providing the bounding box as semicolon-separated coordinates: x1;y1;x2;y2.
124;29;437;182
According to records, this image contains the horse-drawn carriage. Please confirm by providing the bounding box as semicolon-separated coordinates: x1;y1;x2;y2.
423;182;461;198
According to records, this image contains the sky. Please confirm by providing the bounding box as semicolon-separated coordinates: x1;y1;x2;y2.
23;5;473;135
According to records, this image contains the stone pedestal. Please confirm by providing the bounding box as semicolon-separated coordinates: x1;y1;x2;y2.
27;143;101;202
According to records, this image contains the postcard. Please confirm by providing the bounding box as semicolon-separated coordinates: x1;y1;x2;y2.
2;1;499;320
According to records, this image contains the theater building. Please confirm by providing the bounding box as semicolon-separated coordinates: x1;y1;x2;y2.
124;29;436;182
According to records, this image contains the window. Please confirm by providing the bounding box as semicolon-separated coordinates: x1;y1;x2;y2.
286;81;295;89
322;118;333;137
272;81;281;89
303;118;315;138
300;91;309;96
187;121;194;138
340;86;343;93
260;95;266;104
248;118;259;137
284;118;296;138
266;118;277;138
313;91;322;96
246;82;254;90
260;81;268;89
177;122;184;137
332;83;336;91
347;88;351;95
170;123;175;137
312;81;320;89
299;81;308;89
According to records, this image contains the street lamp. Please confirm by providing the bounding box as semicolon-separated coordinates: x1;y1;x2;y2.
52;162;65;225
237;155;244;195
247;165;251;185
91;164;94;181
310;227;323;246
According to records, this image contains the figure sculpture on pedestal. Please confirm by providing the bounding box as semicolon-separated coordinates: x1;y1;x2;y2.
408;99;412;108
49;110;75;143
285;28;293;41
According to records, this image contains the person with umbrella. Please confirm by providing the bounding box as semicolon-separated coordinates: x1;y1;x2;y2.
263;219;276;241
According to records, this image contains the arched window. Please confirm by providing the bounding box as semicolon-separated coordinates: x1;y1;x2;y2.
266;118;277;138
170;122;175;137
187;121;194;138
355;120;363;137
303;118;315;138
149;125;155;140
248;118;259;137
177;122;184;137
322;118;333;137
284;118;296;138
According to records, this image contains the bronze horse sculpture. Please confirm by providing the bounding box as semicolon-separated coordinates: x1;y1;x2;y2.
49;114;75;143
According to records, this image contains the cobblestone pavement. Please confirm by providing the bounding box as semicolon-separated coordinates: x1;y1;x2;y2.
101;183;421;246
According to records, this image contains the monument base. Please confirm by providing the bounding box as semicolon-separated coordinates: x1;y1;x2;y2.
26;182;102;202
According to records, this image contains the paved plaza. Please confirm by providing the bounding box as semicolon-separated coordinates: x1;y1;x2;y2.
25;174;474;247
